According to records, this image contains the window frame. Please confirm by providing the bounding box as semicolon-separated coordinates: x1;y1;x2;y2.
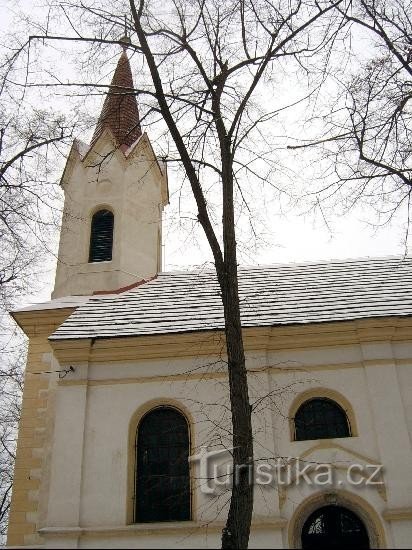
293;397;351;441
88;208;114;263
132;405;192;524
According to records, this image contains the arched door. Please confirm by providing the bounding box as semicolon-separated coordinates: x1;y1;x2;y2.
302;505;370;549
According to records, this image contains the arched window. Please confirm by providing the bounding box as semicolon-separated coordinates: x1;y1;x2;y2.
294;398;351;441
302;505;370;549
135;407;190;523
89;209;114;262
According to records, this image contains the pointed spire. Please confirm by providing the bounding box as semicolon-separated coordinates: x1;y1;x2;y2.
91;51;142;149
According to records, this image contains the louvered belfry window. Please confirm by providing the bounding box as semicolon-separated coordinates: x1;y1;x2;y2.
294;398;351;441
135;407;191;523
89;209;114;262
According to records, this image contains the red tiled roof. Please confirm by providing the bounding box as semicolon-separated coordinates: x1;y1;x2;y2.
91;51;142;148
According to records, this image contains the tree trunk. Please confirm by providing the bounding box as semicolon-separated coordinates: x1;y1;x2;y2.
218;138;254;549
219;269;254;549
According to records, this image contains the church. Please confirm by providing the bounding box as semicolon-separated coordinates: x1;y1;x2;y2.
6;50;412;549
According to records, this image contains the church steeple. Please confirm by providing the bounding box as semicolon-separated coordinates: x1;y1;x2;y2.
91;51;142;149
51;50;168;299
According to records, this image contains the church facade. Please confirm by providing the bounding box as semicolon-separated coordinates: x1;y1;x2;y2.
7;51;412;549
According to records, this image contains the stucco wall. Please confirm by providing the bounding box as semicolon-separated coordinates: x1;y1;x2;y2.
11;322;411;548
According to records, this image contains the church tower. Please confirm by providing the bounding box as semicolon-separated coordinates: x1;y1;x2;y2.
52;50;168;298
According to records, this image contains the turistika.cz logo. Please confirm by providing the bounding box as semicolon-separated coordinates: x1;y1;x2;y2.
189;447;384;495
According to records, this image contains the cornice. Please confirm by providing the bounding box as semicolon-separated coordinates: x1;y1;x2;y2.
38;517;287;539
382;507;412;521
11;307;78;338
48;317;412;364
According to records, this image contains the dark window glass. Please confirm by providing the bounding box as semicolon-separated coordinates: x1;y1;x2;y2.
302;505;370;549
294;398;350;441
135;407;190;523
89;209;114;262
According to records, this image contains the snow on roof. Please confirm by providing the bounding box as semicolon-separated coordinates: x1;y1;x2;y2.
50;256;412;341
13;294;91;313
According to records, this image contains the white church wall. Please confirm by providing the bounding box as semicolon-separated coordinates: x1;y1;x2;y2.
396;362;412;433
38;336;412;548
389;521;412;549
46;383;87;527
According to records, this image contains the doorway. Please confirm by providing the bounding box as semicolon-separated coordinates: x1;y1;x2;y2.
301;505;370;549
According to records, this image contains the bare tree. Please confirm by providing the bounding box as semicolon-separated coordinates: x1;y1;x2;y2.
0;109;74;307
289;0;411;231
0;336;25;542
0;47;74;543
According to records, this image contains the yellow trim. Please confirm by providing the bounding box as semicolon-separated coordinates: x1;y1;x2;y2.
8;303;412;546
58;371;227;387
55;357;412;388
49;317;412;364
6;336;53;547
382;507;412;521
12;307;77;338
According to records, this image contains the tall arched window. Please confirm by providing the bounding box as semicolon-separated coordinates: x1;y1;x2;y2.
302;505;370;549
294;398;351;441
135;407;190;523
89;209;114;262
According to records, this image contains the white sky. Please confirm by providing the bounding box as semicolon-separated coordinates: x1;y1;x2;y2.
163;203;408;270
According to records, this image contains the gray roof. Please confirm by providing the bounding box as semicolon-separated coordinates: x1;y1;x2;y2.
50;256;412;341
